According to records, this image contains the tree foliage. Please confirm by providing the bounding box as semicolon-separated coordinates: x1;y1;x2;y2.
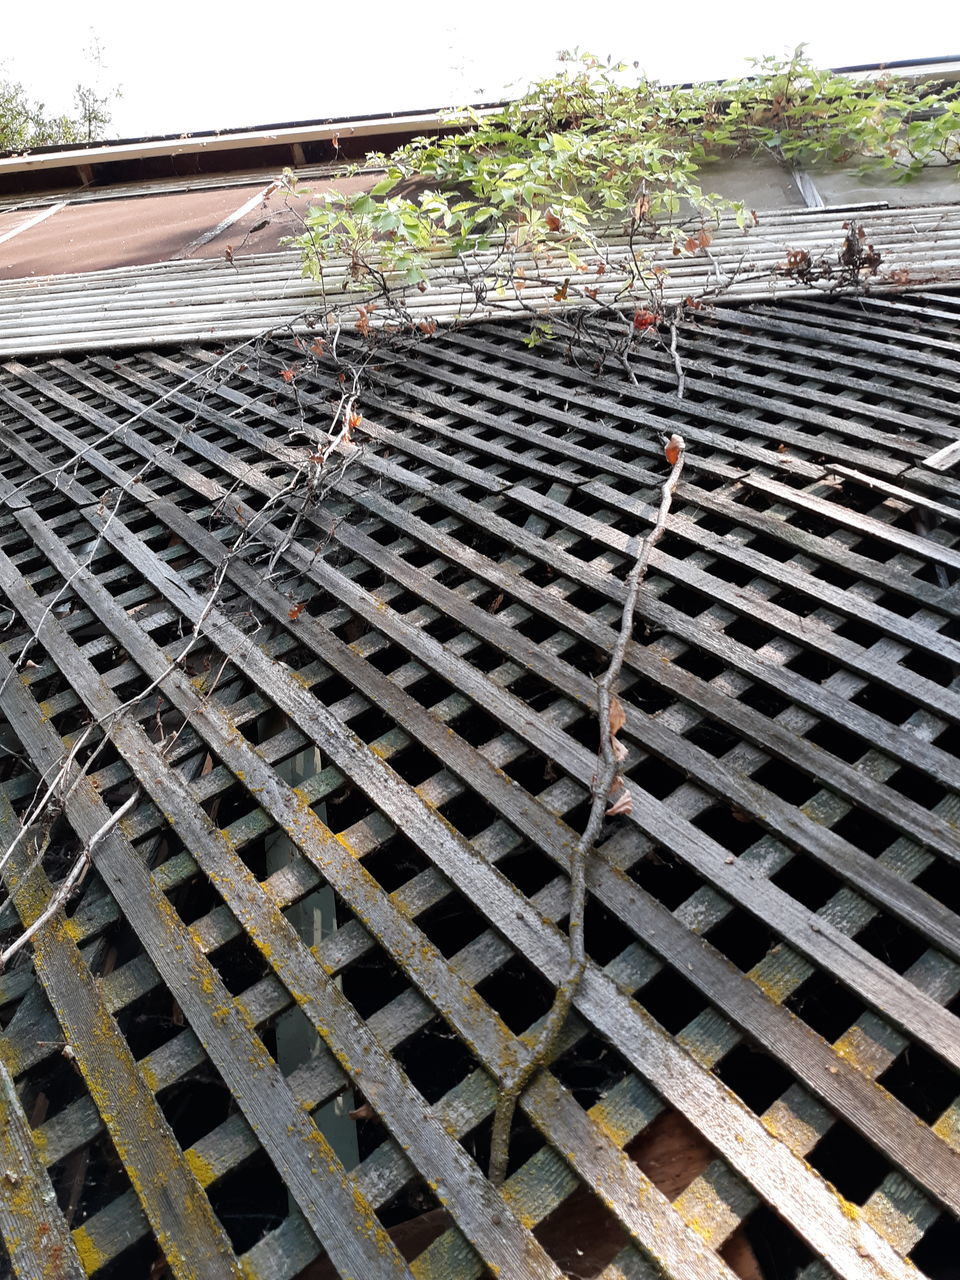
0;74;114;152
290;48;960;291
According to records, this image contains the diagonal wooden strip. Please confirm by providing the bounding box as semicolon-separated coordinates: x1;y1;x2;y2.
0;1062;85;1280
169;341;960;617
0;514;748;1280
129;479;960;1076
174;181;279;258
0;802;243;1280
0;203;67;248
133;489;960;1217
738;471;960;572
30;492;928;1280
4;411;958;1078
0;545;567;1280
709;302;960;377
921;439;960;472
825;466;960;524
0;672;414;1280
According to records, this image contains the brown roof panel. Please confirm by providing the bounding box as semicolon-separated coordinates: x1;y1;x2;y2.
0;173;378;280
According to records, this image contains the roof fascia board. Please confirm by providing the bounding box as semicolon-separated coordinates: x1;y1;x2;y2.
0;106;497;178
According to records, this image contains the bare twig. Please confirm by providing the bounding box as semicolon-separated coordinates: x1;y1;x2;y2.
1;789;140;970
488;432;687;1186
668;316;685;400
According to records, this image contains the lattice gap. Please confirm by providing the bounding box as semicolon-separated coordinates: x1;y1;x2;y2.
0;294;959;1280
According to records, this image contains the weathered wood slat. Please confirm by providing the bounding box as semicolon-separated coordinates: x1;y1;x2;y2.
51;502;939;1278
738;471;960;573
175;344;960;619
0;656;416;1280
0;1062;86;1280
0;515;756;1280
715;300;960;370
112;485;960;1214
0;801;243;1280
671;313;960;425
825;467;960;522
0;437;926;1269
8;408;957;1090
2;298;958;1280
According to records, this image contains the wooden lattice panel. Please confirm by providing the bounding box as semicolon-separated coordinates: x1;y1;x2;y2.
1;293;959;1280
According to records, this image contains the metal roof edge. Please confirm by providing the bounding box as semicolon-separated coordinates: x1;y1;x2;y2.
0;107;490;178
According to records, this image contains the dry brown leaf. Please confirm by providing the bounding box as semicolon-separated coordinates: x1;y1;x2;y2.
604;788;634;819
608;695;626;738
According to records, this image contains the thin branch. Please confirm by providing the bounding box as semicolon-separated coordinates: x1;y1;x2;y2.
488;432;687;1186
1;789;140;970
668;317;685;400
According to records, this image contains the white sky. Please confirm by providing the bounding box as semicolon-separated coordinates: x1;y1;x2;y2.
3;0;960;139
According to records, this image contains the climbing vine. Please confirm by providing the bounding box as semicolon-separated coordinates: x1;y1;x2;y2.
289;47;959;296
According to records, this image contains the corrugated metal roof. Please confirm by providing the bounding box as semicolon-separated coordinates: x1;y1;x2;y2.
0;290;959;1279
1;203;960;356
